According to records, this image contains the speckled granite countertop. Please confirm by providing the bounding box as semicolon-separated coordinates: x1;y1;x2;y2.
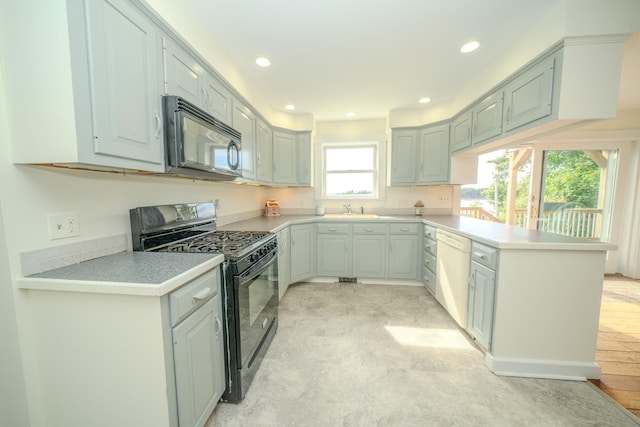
17;252;224;296
221;214;615;251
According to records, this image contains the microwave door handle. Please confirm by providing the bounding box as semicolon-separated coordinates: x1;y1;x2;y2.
228;141;240;171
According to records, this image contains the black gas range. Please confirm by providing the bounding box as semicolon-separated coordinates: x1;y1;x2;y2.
130;202;278;403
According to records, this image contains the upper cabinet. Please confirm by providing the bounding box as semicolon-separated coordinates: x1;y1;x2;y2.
256;119;273;183
7;0;168;171
503;56;554;132
450;112;472;153
271;129;312;186
390;129;418;185
164;38;233;125
472;91;504;145
391;124;449;186
272;130;296;185
232;99;257;181
297;132;312;186
88;0;165;168
418;124;450;184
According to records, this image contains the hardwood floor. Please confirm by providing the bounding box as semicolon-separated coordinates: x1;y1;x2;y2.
591;274;640;419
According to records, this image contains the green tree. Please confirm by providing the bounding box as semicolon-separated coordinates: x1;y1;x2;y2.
481;150;600;224
543;151;600;208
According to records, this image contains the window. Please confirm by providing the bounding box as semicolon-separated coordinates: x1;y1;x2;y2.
323;144;377;198
314;135;387;201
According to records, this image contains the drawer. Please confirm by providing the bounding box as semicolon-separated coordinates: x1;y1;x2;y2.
423;252;436;273
316;223;350;234
423;266;436;295
424;224;437;240
424;239;437;255
471;242;498;270
389;223;419;234
169;268;220;327
352;223;387;234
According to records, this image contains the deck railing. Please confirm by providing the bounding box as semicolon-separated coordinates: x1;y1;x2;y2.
459;207;502;223
462;207;602;239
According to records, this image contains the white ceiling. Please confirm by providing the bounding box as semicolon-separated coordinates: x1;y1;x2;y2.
184;0;639;122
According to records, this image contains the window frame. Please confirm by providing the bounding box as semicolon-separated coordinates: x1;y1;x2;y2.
314;135;387;202
323;144;377;199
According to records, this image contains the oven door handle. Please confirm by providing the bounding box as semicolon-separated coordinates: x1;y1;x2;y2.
237;252;277;285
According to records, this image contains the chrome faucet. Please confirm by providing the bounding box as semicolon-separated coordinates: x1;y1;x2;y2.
343;204;352;214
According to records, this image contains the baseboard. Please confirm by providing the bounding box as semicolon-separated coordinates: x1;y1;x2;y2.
486;353;601;381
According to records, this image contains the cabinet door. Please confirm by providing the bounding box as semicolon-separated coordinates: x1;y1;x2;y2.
450;112;472;153
256;119;273;183
317;234;350;277
503;56;555;132
467;262;496;350
164;38;205;107
173;295;224;427
472;92;504;145
87;0;164;167
232;101;256;180
390;129;417;185
388;235;419;279
277;227;291;300
353;235;386;278
418;124;450;184
202;73;233;124
290;224;315;283
297;132;312;186
272;131;297;185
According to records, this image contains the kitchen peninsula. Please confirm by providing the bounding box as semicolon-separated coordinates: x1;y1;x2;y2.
221;214;614;381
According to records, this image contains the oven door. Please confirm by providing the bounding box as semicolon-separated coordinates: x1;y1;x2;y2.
235;254;278;369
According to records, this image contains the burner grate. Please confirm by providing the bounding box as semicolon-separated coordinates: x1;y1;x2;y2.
161;230;271;256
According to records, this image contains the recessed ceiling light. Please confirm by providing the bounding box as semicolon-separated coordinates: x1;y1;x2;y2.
460;41;479;53
285;104;295;110
419;97;431;104
255;57;271;67
346;112;356;118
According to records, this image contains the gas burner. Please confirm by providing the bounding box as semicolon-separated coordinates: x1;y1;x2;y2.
160;230;272;257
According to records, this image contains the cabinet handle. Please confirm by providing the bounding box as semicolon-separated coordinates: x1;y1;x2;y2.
365;228;374;232
473;123;477;136
468;271;476;290
328;228;337;232
473;252;488;260
153;112;162;139
505;106;511;124
214;316;222;334
401;228;409;232
192;287;212;304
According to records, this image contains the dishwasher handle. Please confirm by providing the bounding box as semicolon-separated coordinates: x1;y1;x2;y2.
436;232;470;251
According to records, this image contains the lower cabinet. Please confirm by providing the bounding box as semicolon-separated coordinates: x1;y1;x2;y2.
23;265;224;427
352;237;386;278
422;224;437;295
467;243;498;351
290;223;315;283
388;224;420;280
173;293;224;427
276;226;291;300
317;233;351;277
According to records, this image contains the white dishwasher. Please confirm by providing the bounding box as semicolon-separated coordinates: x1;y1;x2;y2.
436;229;471;328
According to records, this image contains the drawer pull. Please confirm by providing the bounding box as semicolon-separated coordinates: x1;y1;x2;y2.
191;287;212;304
473;252;488;260
401;228;409;232
365;228;375;232
328;228;337;232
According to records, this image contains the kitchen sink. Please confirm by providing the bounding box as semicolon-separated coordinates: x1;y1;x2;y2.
323;213;379;219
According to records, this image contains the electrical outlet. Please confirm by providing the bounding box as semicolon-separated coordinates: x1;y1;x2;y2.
47;213;80;240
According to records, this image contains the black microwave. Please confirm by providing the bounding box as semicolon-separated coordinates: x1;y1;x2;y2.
163;96;242;181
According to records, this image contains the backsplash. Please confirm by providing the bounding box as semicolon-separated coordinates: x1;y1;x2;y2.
20;234;128;276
